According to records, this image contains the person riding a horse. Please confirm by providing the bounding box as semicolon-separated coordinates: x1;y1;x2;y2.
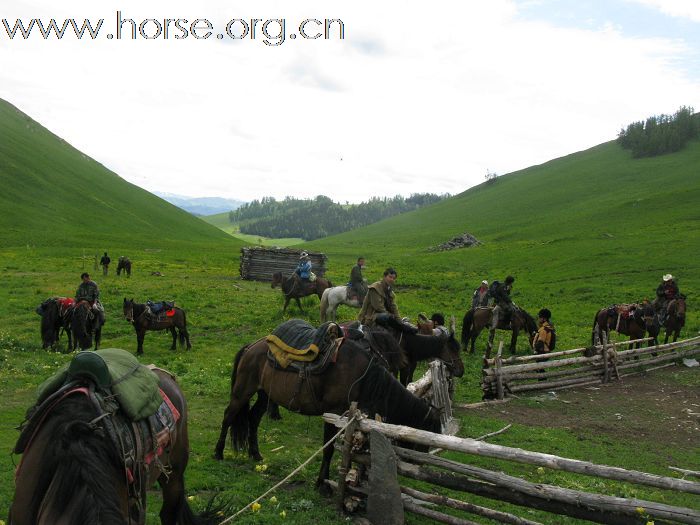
349;257;368;303
293;252;313;290
490;276;515;330
652;273;680;324
472;279;490;309
75;272;104;324
359;268;417;333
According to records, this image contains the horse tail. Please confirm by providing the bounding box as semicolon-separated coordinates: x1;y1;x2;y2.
179;309;187;347
229;345;250;452
320;288;330;323
461;309;475;349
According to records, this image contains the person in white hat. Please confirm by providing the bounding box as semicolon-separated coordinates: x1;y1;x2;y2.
293;251;313;288
471;279;490;309
653;274;680;323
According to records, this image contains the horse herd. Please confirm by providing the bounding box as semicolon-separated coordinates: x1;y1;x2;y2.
17;272;687;523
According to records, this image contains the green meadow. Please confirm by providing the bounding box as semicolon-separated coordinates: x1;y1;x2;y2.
1;98;698;523
202;212;304;247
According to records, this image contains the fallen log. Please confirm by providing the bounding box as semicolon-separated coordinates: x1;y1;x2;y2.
402;499;481;525
506;372;605;393
401;485;543;525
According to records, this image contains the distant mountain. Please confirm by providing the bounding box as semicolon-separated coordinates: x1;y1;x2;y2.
154;192;246;216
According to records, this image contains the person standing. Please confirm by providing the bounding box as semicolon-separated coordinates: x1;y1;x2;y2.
99;252;111;276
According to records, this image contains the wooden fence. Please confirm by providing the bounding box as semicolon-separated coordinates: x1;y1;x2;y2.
407;360;458;436
323;407;700;525
239;247;327;281
482;335;700;400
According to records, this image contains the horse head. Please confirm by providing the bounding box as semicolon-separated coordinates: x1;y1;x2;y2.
123;298;135;322
671;295;687;320
72;301;96;350
439;318;465;378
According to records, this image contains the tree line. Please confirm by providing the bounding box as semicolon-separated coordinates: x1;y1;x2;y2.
228;193;449;240
617;106;699;158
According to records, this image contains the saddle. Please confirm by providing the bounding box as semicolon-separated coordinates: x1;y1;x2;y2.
266;320;343;373
146;301;175;320
15;349;179;524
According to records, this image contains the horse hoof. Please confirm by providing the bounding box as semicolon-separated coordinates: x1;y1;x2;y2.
250;453;263;462
316;480;333;497
213;451;223;461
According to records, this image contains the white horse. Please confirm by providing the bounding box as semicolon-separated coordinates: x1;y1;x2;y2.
319;285;362;322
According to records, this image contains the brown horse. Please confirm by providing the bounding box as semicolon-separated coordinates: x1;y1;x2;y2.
123;299;191;355
116;256;132;277
213;330;441;491
661;296;686;344
36;297;74;350
9;369;215;525
592;302;658;348
461;306;537;357
71;300;104;351
271;272;332;313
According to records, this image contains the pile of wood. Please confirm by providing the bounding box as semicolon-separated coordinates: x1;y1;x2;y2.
239;247;327;281
323;408;700;525
482;335;700;400
430;232;481;251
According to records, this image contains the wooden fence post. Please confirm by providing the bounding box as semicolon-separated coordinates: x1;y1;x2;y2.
495;341;505;400
337;402;360;511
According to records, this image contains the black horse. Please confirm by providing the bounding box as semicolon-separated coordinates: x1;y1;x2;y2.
36;297;74;350
214;330;441;491
123;299;191;355
116;256;132;277
461;306;538;357
271;272;333;313
661;296;687;344
71;300;104;350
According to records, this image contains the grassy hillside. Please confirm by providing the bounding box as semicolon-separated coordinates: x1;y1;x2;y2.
203;212;304;246
0;99;237;250
0;100;698;524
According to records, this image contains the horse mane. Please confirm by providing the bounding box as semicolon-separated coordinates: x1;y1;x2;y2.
366;327;408;370
27;395;125;525
518;309;538;334
403;332;452;360
356;360;440;434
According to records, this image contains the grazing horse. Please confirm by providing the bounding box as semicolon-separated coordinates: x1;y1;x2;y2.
661;296;686;344
392;317;465;385
123;298;191;355
592;302;658;348
461;306;538;357
271;272;332;313
116;256;132;277
9;368;215;525
319;285;362;322
36;297;74;350
213;330;441;491
71;300;104;350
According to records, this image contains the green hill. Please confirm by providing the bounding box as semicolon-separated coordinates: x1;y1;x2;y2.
0;99;238;251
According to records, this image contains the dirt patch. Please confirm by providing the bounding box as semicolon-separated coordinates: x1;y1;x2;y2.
469;367;700;449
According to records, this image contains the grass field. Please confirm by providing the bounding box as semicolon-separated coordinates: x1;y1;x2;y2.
1;99;698;523
201;212;304;246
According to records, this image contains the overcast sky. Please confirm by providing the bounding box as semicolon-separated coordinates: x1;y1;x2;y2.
2;0;699;203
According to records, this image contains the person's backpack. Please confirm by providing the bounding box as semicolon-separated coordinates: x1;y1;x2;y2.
549;327;556;351
487;280;501;299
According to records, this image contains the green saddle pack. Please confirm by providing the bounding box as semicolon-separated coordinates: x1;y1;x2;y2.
36;348;161;421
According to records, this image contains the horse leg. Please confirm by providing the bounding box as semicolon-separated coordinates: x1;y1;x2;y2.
183;326;192;350
509;329;518;355
295;297;304;313
283;296;290;313
486;329;496;358
267;401;282;421
136;328;145;355
316;422;337;495
214;380;258;460
247;391;270;461
169;326;177;350
158;470;188;525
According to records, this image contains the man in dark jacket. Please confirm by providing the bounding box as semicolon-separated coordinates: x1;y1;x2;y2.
490;275;515;329
653;274;680;323
99;252;111;276
349;257;368;303
472;280;490;309
75;272;105;323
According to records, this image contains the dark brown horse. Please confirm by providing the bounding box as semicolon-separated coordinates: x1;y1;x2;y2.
116;256;132;277
123;299;191;355
592;302;658;348
71;300;104;351
36;297;74;350
392;317;464;386
271;272;333;313
661;296;686;344
461;306;537;357
213;331;441;491
9;369;215;525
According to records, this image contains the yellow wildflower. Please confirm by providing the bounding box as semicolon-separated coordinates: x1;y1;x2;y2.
269;496;278;504
636;507;646;515
280;510;287;518
251;502;261;512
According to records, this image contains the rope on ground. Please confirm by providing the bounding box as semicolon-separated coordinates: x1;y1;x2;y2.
218;413;358;524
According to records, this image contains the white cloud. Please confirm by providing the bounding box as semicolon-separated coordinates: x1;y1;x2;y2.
626;0;700;22
1;0;699;202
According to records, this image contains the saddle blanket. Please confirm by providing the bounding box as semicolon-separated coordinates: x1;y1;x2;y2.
266;319;340;369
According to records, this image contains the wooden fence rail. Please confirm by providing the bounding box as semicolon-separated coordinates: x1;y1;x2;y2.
482;336;700;399
323;411;700;525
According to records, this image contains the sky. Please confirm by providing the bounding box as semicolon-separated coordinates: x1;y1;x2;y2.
1;0;699;203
